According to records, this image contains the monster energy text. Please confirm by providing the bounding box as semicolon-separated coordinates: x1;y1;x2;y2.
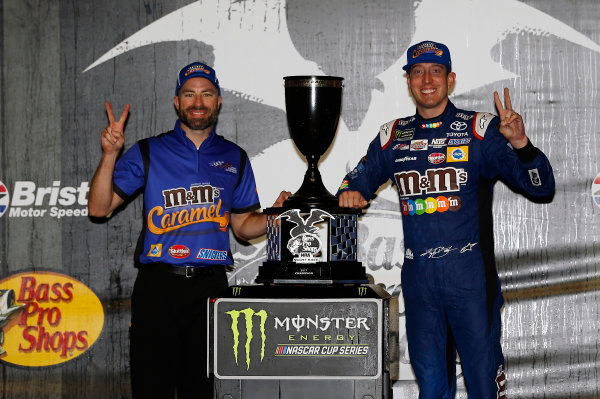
274;315;370;332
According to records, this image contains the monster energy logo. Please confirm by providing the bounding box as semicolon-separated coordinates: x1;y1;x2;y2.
225;308;268;370
232;286;242;296
358;287;367;296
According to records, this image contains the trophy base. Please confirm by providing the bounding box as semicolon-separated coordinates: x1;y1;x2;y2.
255;261;369;285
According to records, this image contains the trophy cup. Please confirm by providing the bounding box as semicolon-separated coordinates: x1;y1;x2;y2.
255;76;368;285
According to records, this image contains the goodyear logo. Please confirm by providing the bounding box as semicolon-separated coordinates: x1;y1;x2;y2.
225;308;267;370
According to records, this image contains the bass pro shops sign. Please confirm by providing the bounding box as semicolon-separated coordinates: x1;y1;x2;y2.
0;272;104;367
214;298;381;379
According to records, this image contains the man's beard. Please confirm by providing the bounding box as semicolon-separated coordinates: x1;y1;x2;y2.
178;106;219;131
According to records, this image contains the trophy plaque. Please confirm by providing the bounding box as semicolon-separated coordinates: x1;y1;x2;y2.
255;76;368;285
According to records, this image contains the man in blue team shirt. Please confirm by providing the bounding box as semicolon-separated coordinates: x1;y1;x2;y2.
338;41;554;398
89;62;289;398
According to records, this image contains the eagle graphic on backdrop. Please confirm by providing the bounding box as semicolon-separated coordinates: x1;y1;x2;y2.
84;0;600;204
83;0;600;283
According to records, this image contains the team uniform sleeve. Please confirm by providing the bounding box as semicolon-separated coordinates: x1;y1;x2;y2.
479;115;555;198
336;134;392;200
231;155;261;214
112;142;146;200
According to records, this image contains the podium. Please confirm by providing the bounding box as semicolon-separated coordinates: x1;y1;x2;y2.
210;284;397;399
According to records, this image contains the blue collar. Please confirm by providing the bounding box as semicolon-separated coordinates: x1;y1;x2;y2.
173;120;217;150
415;101;456;122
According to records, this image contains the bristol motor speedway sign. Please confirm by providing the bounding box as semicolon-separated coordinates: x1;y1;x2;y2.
214;298;381;379
0;180;89;219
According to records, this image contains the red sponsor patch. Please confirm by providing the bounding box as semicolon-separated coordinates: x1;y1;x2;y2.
428;153;445;164
168;245;190;259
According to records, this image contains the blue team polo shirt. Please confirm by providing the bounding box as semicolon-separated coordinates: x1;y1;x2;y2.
113;120;261;267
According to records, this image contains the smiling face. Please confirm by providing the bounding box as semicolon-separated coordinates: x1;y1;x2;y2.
174;77;222;135
406;63;456;119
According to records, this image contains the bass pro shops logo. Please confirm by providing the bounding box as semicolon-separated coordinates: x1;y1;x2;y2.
278;209;332;264
225;308;267;370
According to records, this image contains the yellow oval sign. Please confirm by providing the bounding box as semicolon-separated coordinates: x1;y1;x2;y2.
0;271;104;367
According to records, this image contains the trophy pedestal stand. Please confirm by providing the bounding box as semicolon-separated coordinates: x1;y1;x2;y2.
256;201;368;285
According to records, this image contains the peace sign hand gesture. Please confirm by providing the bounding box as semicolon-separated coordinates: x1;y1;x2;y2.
494;88;528;149
101;102;130;156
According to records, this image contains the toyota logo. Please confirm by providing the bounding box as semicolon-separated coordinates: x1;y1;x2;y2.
450;121;467;131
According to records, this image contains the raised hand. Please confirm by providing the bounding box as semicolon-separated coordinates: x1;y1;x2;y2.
494;88;528;149
102;102;130;155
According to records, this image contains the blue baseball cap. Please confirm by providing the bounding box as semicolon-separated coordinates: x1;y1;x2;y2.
175;62;221;96
403;41;452;72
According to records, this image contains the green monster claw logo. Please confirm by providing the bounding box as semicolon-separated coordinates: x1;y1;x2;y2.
225;308;267;370
358;286;367;296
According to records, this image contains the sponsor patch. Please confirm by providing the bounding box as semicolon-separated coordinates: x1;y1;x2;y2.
446;131;468;138
450;121;467;131
398;117;415;126
394;128;415;141
197;248;228;261
428;153;445;164
460;242;478;253
430;138;447;147
447;146;469;162
210;161;237;174
405;248;414;260
528;168;541;186
338;180;349;190
379;120;395;148
474;112;495;140
448;138;471;145
395;156;417;163
455;112;474;121
421;122;442;129
410;139;428;151
401;195;462;215
147;244;162;257
169;245;191;259
393;143;410;151
394;167;468;197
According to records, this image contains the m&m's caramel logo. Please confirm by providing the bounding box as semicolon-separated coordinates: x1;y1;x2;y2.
0;271;104;367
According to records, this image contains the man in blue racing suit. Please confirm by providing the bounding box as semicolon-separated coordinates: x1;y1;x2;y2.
338;41;555;398
88;62;289;398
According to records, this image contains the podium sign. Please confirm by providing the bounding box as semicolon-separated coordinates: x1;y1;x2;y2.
213;297;381;379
